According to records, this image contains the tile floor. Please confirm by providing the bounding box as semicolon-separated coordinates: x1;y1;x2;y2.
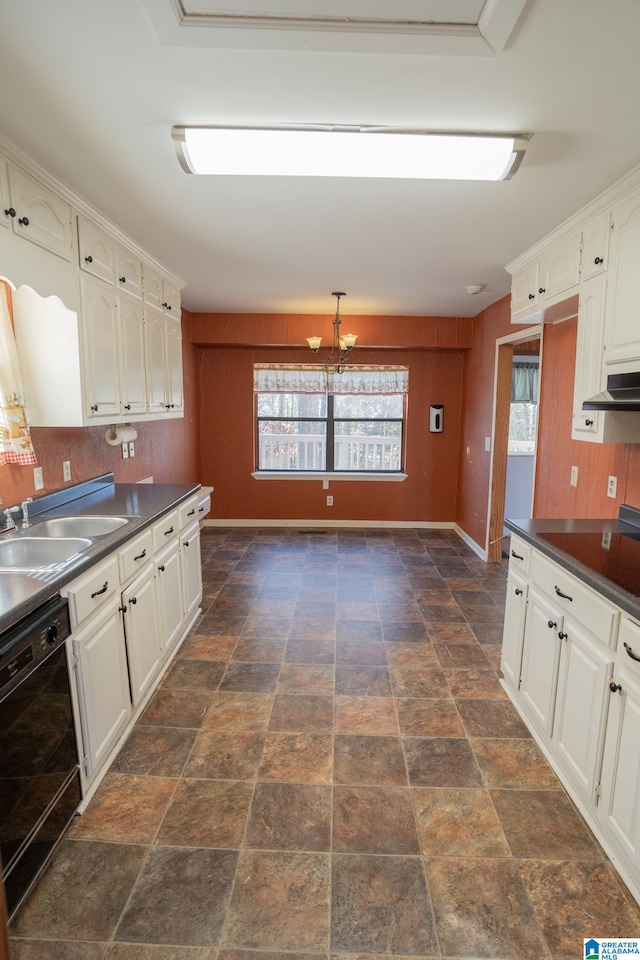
9;527;640;959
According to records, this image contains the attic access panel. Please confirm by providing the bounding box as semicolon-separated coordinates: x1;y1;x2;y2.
142;0;530;53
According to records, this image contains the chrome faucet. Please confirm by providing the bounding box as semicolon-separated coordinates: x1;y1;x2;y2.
20;498;33;529
3;507;18;532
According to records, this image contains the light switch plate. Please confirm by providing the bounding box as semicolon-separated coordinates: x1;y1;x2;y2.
34;467;44;490
129;441;135;458
63;460;71;482
122;441;129;459
570;465;578;487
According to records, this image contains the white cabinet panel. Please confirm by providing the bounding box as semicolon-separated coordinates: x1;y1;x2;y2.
181;521;202;624
511;262;539;318
7;164;72;260
581;212;611;281
122;566;162;705
166;316;184;412
118;295;147;416
145;310;167;414
519;588;564;736
572;278;606;440
143;264;164;312
81;277;120;418
78;215;115;283
501;572;528;691
116;244;143;300
604;191;640;366
539;233;581;300
155;542;184;659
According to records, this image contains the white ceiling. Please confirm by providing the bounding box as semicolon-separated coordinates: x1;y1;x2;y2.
1;0;640;317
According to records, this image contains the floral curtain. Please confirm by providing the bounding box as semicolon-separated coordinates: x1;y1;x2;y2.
254;363;408;396
0;280;37;465
511;360;539;403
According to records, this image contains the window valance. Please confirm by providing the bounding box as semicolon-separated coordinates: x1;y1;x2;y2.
253;364;408;396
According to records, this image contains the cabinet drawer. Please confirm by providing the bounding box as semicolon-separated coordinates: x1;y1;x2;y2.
530;551;619;646
118;529;154;583
618;616;640;677
178;495;199;529
152;509;178;552
508;535;531;575
198;492;211;522
65;555;120;628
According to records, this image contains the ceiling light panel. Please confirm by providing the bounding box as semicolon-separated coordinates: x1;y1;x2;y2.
172;126;528;181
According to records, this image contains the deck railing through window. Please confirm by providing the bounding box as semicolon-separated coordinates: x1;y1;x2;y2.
259;432;402;472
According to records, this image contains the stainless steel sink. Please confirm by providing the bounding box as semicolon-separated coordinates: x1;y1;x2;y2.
30;516;130;539
0;537;92;572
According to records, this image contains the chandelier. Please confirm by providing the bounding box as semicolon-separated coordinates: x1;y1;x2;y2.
307;292;358;375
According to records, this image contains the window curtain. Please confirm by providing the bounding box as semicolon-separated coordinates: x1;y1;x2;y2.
254;364;408;396
511;361;539;403
0;280;37;465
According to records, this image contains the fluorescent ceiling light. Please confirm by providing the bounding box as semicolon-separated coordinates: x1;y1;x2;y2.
172;125;529;181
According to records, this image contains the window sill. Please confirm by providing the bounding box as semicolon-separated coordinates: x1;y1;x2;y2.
252;471;408;482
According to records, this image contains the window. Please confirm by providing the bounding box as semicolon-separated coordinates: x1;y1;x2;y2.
508;359;539;455
254;364;408;473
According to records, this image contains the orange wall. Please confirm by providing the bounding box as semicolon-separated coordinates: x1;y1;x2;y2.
1;314;201;508
197;344;465;523
455;296;514;547
534;317;640;516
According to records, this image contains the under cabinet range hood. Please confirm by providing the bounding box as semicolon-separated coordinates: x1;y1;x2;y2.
583;372;640;412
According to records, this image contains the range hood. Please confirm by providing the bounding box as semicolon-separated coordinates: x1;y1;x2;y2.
583;372;640;412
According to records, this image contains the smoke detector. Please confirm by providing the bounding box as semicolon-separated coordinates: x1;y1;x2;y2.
466;284;485;295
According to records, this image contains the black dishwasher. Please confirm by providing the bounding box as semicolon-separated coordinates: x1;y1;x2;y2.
0;595;81;920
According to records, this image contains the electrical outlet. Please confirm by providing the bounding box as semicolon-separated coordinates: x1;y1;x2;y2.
326;495;333;506
129;441;135;458
34;466;44;491
63;460;71;482
122;441;129;460
607;475;617;498
484;437;491;452
602;531;612;549
570;465;578;487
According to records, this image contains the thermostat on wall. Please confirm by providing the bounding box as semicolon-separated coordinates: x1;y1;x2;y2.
429;404;444;433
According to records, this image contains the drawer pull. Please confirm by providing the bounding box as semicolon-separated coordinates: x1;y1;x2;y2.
511;549;524;560
514;588;523;596
624;641;640;663
91;581;109;599
554;585;573;601
134;549;147;561
547;619;557;629
188;508;196;517
164;526;174;536
198;505;204;513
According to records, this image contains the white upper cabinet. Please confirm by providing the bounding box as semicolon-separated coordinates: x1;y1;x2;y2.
0;158;9;231
538;233;581;300
6;164;72;260
511;261;540;319
509;232;581;325
78;215;115;283
581;212;611;281
604;191;640;367
116;244;143;300
572;278;606;441
118;295;148;416
162;279;181;315
165;317;184;413
143;265;164;312
81;277;120;419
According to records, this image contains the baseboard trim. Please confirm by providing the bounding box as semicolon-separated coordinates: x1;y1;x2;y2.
202;518;457;530
453;524;487;560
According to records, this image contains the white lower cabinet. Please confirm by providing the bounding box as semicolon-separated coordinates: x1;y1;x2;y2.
65;499;203;795
121;565;162;706
501;541;639;901
72;599;132;781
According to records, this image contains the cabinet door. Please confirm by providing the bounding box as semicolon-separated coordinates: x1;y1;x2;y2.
553;622;613;802
81;278;120;418
162;280;181;316
116;245;143;300
581;212;611;281
165;317;184;413
598;667;640;874
501;572;528;691
122;566;162;705
143;265;164;312
605;191;640;365
511;262;539;318
181;522;202;625
572;278;606;440
8;164;72;260
118;295;147;415
72;601;131;781
145;310;166;413
539;233;581;301
155;543;184;659
519;588;564;736
0;159;10;231
78;215;115;283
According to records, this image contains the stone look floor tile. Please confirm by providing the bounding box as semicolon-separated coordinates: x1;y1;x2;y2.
116;847;238;946
10;941;110;959
269;693;334;732
442;667;507;699
224;850;331;951
334;696;399;735
334;735;407;785
184;730;266;780
156;779;254;847
70;774;177;843
456;698;533;738
331;854;437;955
388;662;449;698
412;787;511;857
470;737;561;788
396;698;465;737
245;781;332;851
333;785;420;854
490;788;604;859
335;665;393;698
404;737;483;787
140;689;211;728
277;664;335;695
258;732;334;783
110;725;197;777
202;691;273;732
426;857;551;958
218;661;281;693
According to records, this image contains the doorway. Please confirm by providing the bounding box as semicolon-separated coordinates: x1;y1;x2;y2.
486;325;543;564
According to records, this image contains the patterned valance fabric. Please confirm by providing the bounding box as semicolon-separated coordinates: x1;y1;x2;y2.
0;280;37;466
254;364;408;396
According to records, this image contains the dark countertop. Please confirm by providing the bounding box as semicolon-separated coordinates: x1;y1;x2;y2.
0;475;201;634
505;516;640;621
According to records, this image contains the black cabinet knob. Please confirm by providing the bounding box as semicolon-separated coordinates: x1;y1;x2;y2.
547;620;557;629
514;588;523;596
585;419;594;426
18;216;29;226
91;404;98;412
4;207;16;217
594;256;604;265
124;404;131;411
158;564;165;572
84;255;93;263
538;287;546;294
558;631;568;640
119;276;126;283
163;301;172;310
130;597;137;605
609;681;622;693
528;293;535;300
